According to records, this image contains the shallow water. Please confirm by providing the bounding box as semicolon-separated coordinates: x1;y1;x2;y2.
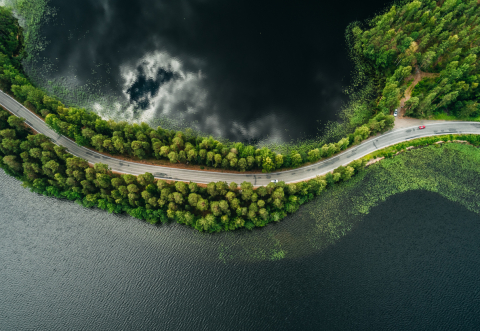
31;0;390;142
2;169;480;330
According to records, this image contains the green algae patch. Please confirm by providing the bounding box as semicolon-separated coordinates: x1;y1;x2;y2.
217;143;480;263
304;143;480;255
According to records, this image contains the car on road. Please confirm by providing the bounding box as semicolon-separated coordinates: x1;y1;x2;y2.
271;179;278;183
393;109;398;117
418;125;426;129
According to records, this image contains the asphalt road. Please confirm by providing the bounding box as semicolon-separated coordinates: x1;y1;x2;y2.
2;90;480;185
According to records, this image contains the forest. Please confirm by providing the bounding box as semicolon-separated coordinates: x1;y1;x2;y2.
3;105;480;232
349;0;480;119
0;108;370;231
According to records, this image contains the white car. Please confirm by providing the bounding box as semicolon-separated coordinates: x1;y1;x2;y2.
271;179;278;183
393;109;398;117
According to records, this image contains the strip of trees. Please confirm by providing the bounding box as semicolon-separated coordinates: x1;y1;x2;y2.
0;110;367;232
349;0;480;118
0;7;394;174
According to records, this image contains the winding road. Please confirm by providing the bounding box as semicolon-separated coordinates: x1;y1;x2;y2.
2;90;480;186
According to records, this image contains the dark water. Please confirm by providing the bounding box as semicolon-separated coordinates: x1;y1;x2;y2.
32;0;390;142
2;170;480;330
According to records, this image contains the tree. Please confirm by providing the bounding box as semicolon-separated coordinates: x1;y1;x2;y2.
187;149;197;163
219;200;229;213
0;128;15;139
2;155;21;172
127;184;139;194
221;158;229;169
188;182;198;193
207;182;217;197
131;140;150;159
291;153;303;167
197;216;214;232
168;151;178;163
230;198;241;210
42;160;60;177
379;82;401;112
178;150;187;163
173;192;184;205
160;146;170;157
337;138;349;151
137;173;154;187
246;156;255;169
215;181;228;195
210;201;222;216
96;173;111;189
122;174;137;185
238;158;247;171
175;181;189;195
275;154;284;168
111;177;124;188
214;154;222;168
262;156;275;173
188;193;199;207
404;97;419;113
229;182;238;191
206;151;214;166
327;143;338;157
437;90;459;108
7;116;25;130
172;136;184;150
354;125;370;141
91;134;107;152
458;101;478;118
196;198;209;211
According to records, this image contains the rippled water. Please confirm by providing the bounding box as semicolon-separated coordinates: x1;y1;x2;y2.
30;0;389;142
2;169;480;330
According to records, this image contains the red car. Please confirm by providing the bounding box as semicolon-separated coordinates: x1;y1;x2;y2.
418;125;426;129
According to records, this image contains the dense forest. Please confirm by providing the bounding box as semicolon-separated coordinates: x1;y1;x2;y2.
0;109;370;231
3;106;480;232
349;0;479;119
0;6;394;173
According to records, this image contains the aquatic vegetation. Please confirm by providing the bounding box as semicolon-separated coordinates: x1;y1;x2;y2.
305;142;480;250
218;141;480;262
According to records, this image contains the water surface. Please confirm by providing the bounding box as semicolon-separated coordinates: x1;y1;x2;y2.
2;170;480;330
31;0;390;142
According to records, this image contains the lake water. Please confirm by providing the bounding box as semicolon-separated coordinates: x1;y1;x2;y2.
2;169;480;330
30;0;390;142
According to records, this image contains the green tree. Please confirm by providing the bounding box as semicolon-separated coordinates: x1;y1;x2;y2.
262;156;275;173
168;151;178;163
291;153;303;167
137;172;154;187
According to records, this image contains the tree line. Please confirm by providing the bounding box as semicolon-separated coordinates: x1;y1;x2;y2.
349;0;480;119
0;109;367;232
0;7;394;174
3;105;480;232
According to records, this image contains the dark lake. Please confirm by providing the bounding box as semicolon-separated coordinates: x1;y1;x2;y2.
31;0;390;142
2;170;480;330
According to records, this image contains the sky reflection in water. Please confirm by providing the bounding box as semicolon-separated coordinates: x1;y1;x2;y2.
37;0;388;142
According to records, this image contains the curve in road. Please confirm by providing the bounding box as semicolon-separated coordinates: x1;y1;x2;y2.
2;90;480;186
